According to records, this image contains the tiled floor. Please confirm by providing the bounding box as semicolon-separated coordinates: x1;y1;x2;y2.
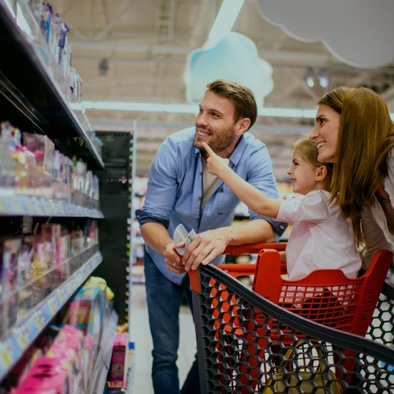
128;282;197;393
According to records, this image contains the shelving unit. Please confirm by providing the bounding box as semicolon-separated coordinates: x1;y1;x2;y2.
0;248;103;382
0;1;124;392
0;190;104;218
93;131;134;325
0;0;104;170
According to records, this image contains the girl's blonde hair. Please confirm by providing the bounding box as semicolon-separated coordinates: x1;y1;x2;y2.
318;86;394;246
291;137;333;191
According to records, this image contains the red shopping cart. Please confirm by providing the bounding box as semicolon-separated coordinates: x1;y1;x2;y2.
189;244;394;393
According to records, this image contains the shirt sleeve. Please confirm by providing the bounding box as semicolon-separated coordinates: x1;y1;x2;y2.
135;209;170;229
139;139;180;222
277;191;330;224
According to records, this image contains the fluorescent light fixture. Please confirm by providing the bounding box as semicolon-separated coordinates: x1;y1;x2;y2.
205;0;244;48
71;102;199;114
70;101;394;120
71;101;315;118
259;108;305;118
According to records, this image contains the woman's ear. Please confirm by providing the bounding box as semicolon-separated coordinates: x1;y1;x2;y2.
315;165;328;181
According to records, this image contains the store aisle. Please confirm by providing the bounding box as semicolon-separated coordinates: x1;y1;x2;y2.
128;283;197;393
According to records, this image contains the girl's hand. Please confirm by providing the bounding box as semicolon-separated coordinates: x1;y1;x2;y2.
202;142;229;177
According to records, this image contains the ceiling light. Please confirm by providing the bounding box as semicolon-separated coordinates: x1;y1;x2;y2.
70;101;394;120
318;68;330;88
304;67;315;88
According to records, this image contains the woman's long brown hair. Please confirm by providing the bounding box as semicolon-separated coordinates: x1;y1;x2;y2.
319;86;394;246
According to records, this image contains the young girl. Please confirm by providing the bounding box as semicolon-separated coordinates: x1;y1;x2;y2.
202;138;361;280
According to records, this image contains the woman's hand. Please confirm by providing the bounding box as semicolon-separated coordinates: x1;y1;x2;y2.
376;181;390;203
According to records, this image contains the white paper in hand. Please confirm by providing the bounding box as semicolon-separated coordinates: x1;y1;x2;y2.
174;224;196;255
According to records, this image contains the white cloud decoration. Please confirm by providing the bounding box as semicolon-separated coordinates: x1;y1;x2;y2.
257;0;394;68
184;32;274;107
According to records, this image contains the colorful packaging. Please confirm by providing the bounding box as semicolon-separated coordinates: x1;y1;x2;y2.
0;237;22;336
67;286;104;356
13;357;71;394
107;332;128;388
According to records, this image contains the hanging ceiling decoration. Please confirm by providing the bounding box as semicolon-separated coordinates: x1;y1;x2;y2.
257;0;394;68
184;32;274;108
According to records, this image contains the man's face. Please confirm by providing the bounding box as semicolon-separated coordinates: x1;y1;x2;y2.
194;91;244;158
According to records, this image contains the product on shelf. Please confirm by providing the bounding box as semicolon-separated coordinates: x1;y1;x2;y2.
0;237;22;337
13;325;85;393
107;332;128;388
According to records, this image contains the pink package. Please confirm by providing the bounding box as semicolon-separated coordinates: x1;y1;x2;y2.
46;325;84;392
13;358;70;393
108;332;128;387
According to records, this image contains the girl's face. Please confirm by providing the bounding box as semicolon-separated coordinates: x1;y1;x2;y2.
287;151;320;195
309;104;341;163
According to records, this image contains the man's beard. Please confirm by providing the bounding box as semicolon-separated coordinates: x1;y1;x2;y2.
194;126;236;154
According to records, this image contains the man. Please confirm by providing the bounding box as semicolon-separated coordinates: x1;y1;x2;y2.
136;79;287;394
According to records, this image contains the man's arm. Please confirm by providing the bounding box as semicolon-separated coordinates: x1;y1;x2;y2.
139;222;173;256
181;218;274;272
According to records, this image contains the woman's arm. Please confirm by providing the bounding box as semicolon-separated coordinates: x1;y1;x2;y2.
203;143;283;218
361;205;393;269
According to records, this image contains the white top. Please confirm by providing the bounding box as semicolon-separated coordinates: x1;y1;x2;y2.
276;190;361;280
362;149;394;269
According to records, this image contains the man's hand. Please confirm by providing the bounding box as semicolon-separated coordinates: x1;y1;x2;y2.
165;239;187;274
181;227;232;271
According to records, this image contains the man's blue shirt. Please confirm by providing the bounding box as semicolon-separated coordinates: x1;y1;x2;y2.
136;127;287;284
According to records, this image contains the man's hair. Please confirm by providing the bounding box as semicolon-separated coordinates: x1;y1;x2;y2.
206;79;257;130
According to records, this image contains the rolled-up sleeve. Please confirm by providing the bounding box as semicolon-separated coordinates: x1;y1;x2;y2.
135;209;169;229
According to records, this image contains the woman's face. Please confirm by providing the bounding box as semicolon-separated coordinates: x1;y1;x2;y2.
309;104;341;163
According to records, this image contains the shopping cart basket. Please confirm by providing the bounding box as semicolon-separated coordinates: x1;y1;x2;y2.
189;244;394;393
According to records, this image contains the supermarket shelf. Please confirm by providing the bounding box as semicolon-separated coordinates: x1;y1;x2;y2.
89;309;119;394
0;190;103;218
0;0;104;169
0;250;103;382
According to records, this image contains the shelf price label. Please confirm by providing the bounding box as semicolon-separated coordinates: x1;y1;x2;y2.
64;204;73;216
15;326;30;349
48;296;59;315
58;286;68;304
0;341;13;368
24;196;36;214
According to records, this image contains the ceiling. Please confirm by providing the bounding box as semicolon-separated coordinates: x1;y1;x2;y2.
47;0;394;181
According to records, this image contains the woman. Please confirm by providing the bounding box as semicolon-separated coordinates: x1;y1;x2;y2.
309;86;394;269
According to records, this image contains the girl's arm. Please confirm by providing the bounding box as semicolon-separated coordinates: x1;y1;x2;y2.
203;143;283;218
